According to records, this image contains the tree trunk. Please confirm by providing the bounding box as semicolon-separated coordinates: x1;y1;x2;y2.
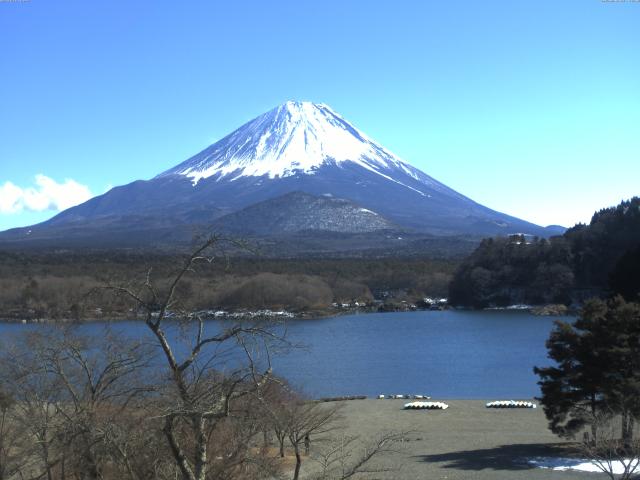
621;411;634;448
39;425;54;480
0;410;6;480
590;395;598;444
622;412;629;448
279;437;285;458
194;416;208;480
83;449;101;480
163;418;196;480
292;443;301;480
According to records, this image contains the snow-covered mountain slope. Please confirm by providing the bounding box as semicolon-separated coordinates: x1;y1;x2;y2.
0;101;562;250
158;101;457;199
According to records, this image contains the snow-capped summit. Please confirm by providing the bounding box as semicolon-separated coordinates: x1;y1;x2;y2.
158;101;434;195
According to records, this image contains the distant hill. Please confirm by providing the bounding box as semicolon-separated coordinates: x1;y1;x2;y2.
214;191;396;235
449;197;640;307
543;225;568;236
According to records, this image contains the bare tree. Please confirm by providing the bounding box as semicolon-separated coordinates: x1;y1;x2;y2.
0;236;302;480
284;401;341;480
101;235;288;480
257;377;298;458
310;432;406;480
0;327;156;480
1;331;69;480
0;389;29;480
258;378;344;480
580;410;640;480
46;330;153;479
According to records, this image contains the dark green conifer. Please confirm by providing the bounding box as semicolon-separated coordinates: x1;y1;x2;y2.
535;297;640;444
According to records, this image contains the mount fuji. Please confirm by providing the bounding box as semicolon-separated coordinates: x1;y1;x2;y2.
0;101;562;251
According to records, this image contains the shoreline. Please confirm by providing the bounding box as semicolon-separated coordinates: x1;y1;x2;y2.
0;305;397;324
314;395;540;403
0;302;573;324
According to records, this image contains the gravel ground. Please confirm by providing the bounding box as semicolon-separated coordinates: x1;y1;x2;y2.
305;399;606;480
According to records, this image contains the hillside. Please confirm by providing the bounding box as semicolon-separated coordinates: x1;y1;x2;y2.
214;191;397;235
449;197;640;307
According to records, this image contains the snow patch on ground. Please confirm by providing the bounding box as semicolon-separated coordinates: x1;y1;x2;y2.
529;457;640;474
359;208;377;215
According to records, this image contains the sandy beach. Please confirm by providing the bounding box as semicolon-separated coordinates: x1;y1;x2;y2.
301;399;603;479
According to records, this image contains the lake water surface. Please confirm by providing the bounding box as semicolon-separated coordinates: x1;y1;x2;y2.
0;310;562;399
277;310;561;399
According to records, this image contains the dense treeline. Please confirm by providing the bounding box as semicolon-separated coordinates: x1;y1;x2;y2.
450;197;640;308
0;252;457;320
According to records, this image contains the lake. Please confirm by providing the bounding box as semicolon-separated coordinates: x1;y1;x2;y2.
276;310;561;399
0;310;562;399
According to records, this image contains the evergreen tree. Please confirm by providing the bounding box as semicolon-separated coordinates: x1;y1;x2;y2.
534;309;607;439
450;197;640;307
609;244;640;301
535;297;640;444
595;297;640;445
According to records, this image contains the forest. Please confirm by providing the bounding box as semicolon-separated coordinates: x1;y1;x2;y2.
449;197;640;308
0;252;457;321
3;198;639;320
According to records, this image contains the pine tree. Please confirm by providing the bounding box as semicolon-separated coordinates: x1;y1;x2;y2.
534;297;640;444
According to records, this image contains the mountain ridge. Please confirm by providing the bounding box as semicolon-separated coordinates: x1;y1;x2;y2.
0;101;563;251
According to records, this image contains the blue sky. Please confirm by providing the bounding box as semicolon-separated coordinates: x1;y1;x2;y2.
1;0;638;231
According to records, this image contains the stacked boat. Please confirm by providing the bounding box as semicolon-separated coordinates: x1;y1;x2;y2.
378;394;431;400
403;401;449;410
486;400;536;409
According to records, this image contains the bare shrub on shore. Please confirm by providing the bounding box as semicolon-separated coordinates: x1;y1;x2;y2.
0;388;28;480
578;409;640;480
0;327;157;480
310;432;407;480
284;400;341;480
256;380;405;480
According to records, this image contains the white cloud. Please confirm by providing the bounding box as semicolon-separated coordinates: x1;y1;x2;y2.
0;175;93;214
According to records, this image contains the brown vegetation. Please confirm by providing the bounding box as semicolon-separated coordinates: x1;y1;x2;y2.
0;251;456;321
0;237;404;480
217;273;336;310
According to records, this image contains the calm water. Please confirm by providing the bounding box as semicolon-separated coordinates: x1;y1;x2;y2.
0;310;562;399
276;310;560;399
